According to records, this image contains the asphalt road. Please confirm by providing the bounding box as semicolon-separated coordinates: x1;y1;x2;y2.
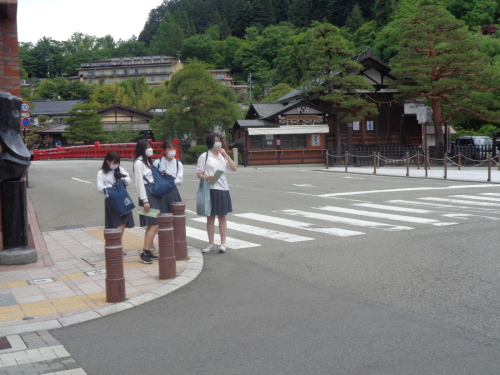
27;160;500;374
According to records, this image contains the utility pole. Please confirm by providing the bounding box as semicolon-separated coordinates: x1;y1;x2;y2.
247;73;253;102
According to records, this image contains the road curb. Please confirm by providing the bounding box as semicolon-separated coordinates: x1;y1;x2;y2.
0;248;203;336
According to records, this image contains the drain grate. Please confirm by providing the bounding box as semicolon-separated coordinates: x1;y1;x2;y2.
54;224;84;230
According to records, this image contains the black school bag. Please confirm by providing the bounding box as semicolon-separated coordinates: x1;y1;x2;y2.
144;165;175;197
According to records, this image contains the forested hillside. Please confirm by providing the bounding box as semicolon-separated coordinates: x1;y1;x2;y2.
18;0;500;137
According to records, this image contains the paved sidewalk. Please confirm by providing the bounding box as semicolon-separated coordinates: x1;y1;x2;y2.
0;218;203;338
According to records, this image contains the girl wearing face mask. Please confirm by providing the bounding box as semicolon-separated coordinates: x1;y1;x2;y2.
153;140;183;212
133;139;162;264
196;133;238;254
97;151;135;241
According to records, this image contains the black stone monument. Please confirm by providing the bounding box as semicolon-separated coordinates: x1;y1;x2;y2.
0;91;36;265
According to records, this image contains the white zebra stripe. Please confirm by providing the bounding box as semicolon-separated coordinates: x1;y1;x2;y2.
418;197;500;207
451;195;500;202
275;209;413;231
315;206;457;226
234;213;364;237
353;203;432;214
185;226;260;249
191;218;314;243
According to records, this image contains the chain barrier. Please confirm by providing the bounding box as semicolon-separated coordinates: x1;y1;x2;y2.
326;150;498;182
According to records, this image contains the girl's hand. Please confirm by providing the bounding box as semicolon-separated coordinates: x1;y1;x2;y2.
144;202;150;213
205;175;215;181
120;177;126;182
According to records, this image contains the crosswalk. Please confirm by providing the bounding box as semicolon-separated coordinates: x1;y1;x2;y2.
185;192;500;250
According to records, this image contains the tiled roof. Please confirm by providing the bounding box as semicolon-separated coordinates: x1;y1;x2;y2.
252;103;285;118
31;100;84;116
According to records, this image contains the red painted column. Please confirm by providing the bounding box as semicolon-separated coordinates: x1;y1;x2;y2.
157;213;176;280
173;139;180;159
104;229;126;302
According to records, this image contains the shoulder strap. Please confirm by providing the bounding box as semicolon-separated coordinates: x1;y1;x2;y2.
203;152;209;174
176;159;179;178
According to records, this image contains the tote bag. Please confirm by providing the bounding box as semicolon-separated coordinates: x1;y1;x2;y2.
105;180;135;216
144;166;176;197
196;179;211;216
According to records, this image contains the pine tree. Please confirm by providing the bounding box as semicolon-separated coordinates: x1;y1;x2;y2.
391;5;500;144
374;0;395;28
66;103;107;144
345;4;365;33
302;23;378;148
253;0;276;27
150;62;241;141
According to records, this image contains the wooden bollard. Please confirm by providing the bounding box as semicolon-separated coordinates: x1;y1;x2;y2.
104;228;125;303
171;202;188;261
157;213;176;280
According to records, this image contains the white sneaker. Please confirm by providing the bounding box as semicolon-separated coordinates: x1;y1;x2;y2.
218;244;227;253
202;244;214;253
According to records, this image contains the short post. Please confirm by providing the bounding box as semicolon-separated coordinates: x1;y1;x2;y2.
458;152;462;170
487;155;491;182
232;147;239;165
104;229;125;303
443;153;448;180
417;150;421;169
325;151;329;169
171;202;188;261
157;213;176;280
345;151;348;172
373;152;376;174
377;152;380;169
406;152;410;177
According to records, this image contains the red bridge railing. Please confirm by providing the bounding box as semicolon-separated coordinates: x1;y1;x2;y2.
32;140;180;161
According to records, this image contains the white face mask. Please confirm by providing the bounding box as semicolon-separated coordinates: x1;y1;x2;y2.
145;148;153;157
109;163;119;170
213;142;222;150
167;151;176;159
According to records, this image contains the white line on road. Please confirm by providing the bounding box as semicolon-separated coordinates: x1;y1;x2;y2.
186;226;260;249
418;197;500;207
192;218;314;242
72;177;93;184
234;213;364;237
451;195;500;202
318;184;500;197
315;206;457;226
276;209;413;231
353;203;432;214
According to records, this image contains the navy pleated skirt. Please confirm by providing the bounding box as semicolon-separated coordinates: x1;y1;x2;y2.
209;189;232;216
163;185;182;213
139;184;164;226
104;198;135;229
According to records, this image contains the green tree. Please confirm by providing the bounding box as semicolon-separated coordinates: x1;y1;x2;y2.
107;123;142;143
266;82;295;101
302;23;377;122
150;62;241;142
288;0;312;28
181;35;215;62
33;78;92;100
302;23;378;149
374;0;396;28
66;103;107;144
150;12;185;56
391;5;500;145
345;4;365;33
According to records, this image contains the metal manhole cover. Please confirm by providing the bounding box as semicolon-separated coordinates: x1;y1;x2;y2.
54;224;84;230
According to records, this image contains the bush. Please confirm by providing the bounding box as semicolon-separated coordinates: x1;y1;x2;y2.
185;145;209;164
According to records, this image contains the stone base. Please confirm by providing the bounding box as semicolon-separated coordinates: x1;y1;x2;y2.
0;247;37;265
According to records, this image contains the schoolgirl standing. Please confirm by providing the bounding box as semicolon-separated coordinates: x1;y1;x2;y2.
96;151;135;238
133;139;162;264
153;140;183;212
196;133;238;254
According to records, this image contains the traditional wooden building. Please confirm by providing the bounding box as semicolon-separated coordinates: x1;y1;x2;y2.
233;48;422;165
